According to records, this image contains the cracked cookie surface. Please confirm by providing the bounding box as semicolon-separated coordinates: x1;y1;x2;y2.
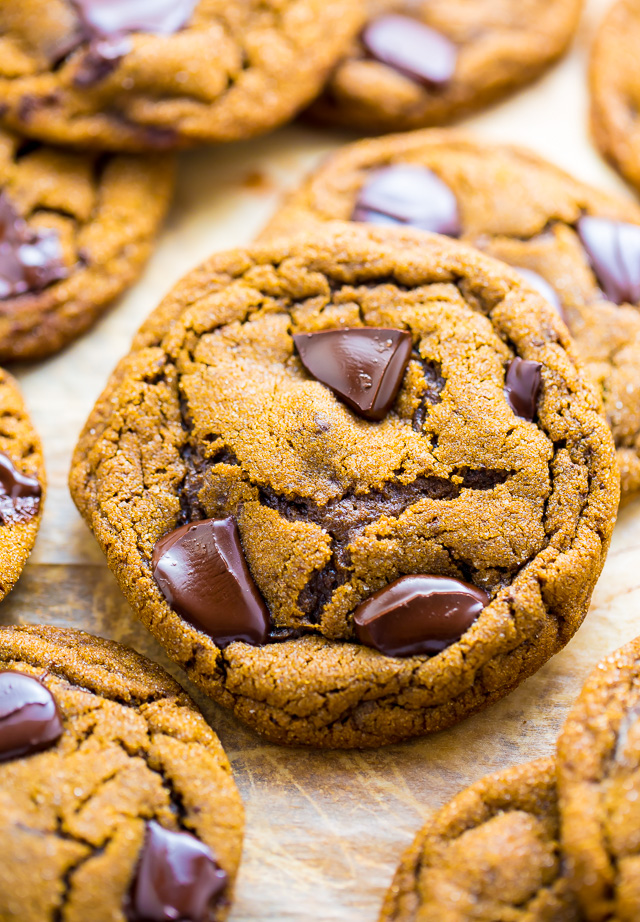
308;0;582;133
69;224;618;748
0;0;363;152
380;759;579;922
0;367;44;601
0;624;244;922
590;0;640;197
0;128;173;362
557;635;640;922
263;130;640;501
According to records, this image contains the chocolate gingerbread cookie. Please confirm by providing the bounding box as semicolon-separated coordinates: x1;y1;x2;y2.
308;0;583;134
0;624;244;922
0;128;173;361
557;635;640;922
590;0;640;196
70;224;618;748
0;367;44;601
380;759;579;922
0;0;363;152
263;130;640;500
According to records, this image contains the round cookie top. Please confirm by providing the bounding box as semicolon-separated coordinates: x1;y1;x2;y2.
308;0;583;133
263;129;640;500
70;224;618;748
591;0;640;196
380;759;579;922
0;368;44;601
557;635;640;922
0;128;173;362
0;0;363;151
0;624;244;922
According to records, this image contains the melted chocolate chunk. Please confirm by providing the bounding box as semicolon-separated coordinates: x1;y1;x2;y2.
70;0;197;86
514;267;564;316
293;327;413;421
352;165;461;236
362;14;457;88
0;452;42;526
0;193;67;299
504;358;542;422
0;671;63;762
152;517;270;647
353;575;488;657
131;821;227;922
578;215;640;305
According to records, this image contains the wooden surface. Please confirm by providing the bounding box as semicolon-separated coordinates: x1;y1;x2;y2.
2;1;639;918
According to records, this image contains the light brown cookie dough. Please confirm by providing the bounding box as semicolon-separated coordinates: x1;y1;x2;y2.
380;759;580;922
262;130;640;501
0;128;173;362
557;635;640;922
308;0;583;134
0;0;363;152
0;624;244;922
70;224;618;748
0;367;44;601
590;0;640;196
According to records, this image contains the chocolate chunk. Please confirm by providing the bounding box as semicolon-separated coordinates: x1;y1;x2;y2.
514;267;563;316
0;193;67;299
0;671;63;762
0;452;42;526
578;215;640;305
152;517;270;647
504;358;542;421
70;0;197;87
293;327;413;421
131;821;227;922
362;14;457;88
352;165;461;236
353;575;488;657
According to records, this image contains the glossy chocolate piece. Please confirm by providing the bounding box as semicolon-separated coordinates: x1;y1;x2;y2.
0;193;67;299
352;165;461;236
362;14;457;88
0;671;63;762
131;821;227;922
514;267;563;315
504;358;542;421
353;575;488;657
70;0;197;86
293;327;413;421
0;452;42;526
578;215;640;305
152;517;270;647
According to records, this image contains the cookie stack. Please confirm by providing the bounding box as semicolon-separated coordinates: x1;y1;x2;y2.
0;1;639;920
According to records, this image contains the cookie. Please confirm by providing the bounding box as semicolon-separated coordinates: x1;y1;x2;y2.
0;624;244;922
0;0;363;152
69;224;618;748
380;759;579;922
263;130;640;501
0;128;173;362
557;635;640;922
590;0;640;196
0;367;44;601
308;0;583;134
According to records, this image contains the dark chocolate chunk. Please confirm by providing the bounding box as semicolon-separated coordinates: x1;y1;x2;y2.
0;671;63;762
131;821;227;922
352;165;461;236
73;35;133;87
362;13;457;88
152;517;270;647
0;193;67;299
0;452;42;526
293;327;413;421
514;267;563;316
353;575;488;657
578;215;640;305
504;358;542;421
